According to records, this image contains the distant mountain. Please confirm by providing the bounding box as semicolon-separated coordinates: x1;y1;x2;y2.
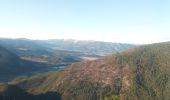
0;38;90;82
0;38;135;56
0;38;134;82
41;39;135;55
2;41;169;100
0;38;85;64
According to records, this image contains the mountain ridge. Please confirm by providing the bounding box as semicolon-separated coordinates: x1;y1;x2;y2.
1;41;169;100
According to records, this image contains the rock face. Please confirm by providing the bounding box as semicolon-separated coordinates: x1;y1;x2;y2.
1;42;170;100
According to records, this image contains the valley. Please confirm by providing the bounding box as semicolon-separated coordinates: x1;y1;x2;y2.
0;0;169;99
0;38;133;82
0;39;169;100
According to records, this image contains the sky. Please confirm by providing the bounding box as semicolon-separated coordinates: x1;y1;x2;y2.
0;0;170;44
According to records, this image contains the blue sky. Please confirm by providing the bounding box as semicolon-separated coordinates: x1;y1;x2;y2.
0;0;170;44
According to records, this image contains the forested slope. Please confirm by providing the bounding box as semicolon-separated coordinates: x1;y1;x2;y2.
0;42;170;100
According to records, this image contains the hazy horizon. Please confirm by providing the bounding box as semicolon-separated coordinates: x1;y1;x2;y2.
0;0;170;44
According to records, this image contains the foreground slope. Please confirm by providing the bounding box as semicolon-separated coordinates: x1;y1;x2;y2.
1;42;170;100
0;83;61;100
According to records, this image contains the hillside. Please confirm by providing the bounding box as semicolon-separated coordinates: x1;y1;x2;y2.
0;45;49;82
1;42;170;100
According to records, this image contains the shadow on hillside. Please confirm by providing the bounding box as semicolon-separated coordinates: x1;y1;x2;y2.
0;85;61;100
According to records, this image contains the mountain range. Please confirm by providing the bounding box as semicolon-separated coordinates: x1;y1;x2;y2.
0;41;169;100
0;38;134;56
0;38;134;82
